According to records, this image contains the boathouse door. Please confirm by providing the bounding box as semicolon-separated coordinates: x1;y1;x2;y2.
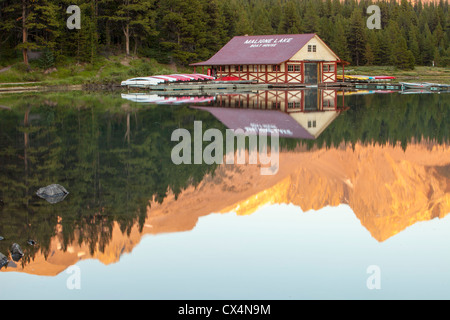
304;63;318;84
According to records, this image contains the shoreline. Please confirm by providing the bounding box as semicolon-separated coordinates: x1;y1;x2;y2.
0;84;121;94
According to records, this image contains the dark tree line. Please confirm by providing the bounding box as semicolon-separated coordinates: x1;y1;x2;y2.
0;0;449;70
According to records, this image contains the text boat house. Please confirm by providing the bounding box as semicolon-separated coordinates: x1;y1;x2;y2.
191;33;347;85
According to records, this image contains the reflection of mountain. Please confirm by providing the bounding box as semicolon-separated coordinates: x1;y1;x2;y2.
4;141;449;276
2;221;143;276
145;141;450;243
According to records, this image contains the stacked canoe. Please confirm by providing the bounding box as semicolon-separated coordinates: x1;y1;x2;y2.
121;74;216;88
337;75;396;82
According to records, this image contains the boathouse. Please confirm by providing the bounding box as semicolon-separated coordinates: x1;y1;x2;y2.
191;33;347;85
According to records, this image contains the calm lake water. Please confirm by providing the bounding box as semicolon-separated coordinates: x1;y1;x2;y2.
0;88;449;300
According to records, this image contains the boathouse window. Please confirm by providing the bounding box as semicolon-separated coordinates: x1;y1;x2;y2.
287;64;301;72
288;102;301;109
308;120;317;128
272;65;280;72
235;65;243;72
288;101;301;109
308;45;316;52
323;64;335;72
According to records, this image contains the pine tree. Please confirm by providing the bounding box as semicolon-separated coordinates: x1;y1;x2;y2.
364;30;378;66
330;15;350;62
0;0;21;62
347;8;366;66
301;0;320;33
220;0;239;40
38;47;55;69
277;0;302;34
252;6;274;35
387;21;415;70
235;10;253;36
433;22;445;48
317;16;333;45
420;23;436;65
110;0;157;56
268;2;283;33
408;27;421;64
158;0;207;65
203;0;228;58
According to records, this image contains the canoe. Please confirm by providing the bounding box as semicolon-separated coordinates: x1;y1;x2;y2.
423;83;450;91
120;77;165;87
214;76;243;81
151;75;179;82
351;75;375;80
424;82;448;87
170;74;196;81
121;73;217;87
337;75;395;82
374;76;396;80
192;74;215;80
400;82;431;90
121;93;215;105
121;93;168;103
174;74;203;81
400;89;433;94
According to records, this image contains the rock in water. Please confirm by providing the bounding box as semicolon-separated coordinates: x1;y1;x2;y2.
0;252;8;270
36;184;69;204
10;243;24;262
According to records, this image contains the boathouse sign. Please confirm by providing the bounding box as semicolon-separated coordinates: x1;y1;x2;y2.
244;37;294;48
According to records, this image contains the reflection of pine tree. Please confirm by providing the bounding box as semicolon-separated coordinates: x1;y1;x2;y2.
0;92;222;268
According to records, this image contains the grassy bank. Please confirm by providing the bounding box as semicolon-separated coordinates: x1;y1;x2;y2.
343;66;450;84
0;55;193;87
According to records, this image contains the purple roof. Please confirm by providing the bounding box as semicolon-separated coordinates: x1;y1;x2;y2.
191;107;315;140
191;34;317;66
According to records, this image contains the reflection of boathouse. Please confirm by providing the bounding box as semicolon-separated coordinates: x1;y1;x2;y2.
196;89;348;140
191;34;347;85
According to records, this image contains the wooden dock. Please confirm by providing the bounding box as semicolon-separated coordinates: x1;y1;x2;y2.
136;80;269;92
123;80;449;93
319;82;403;90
